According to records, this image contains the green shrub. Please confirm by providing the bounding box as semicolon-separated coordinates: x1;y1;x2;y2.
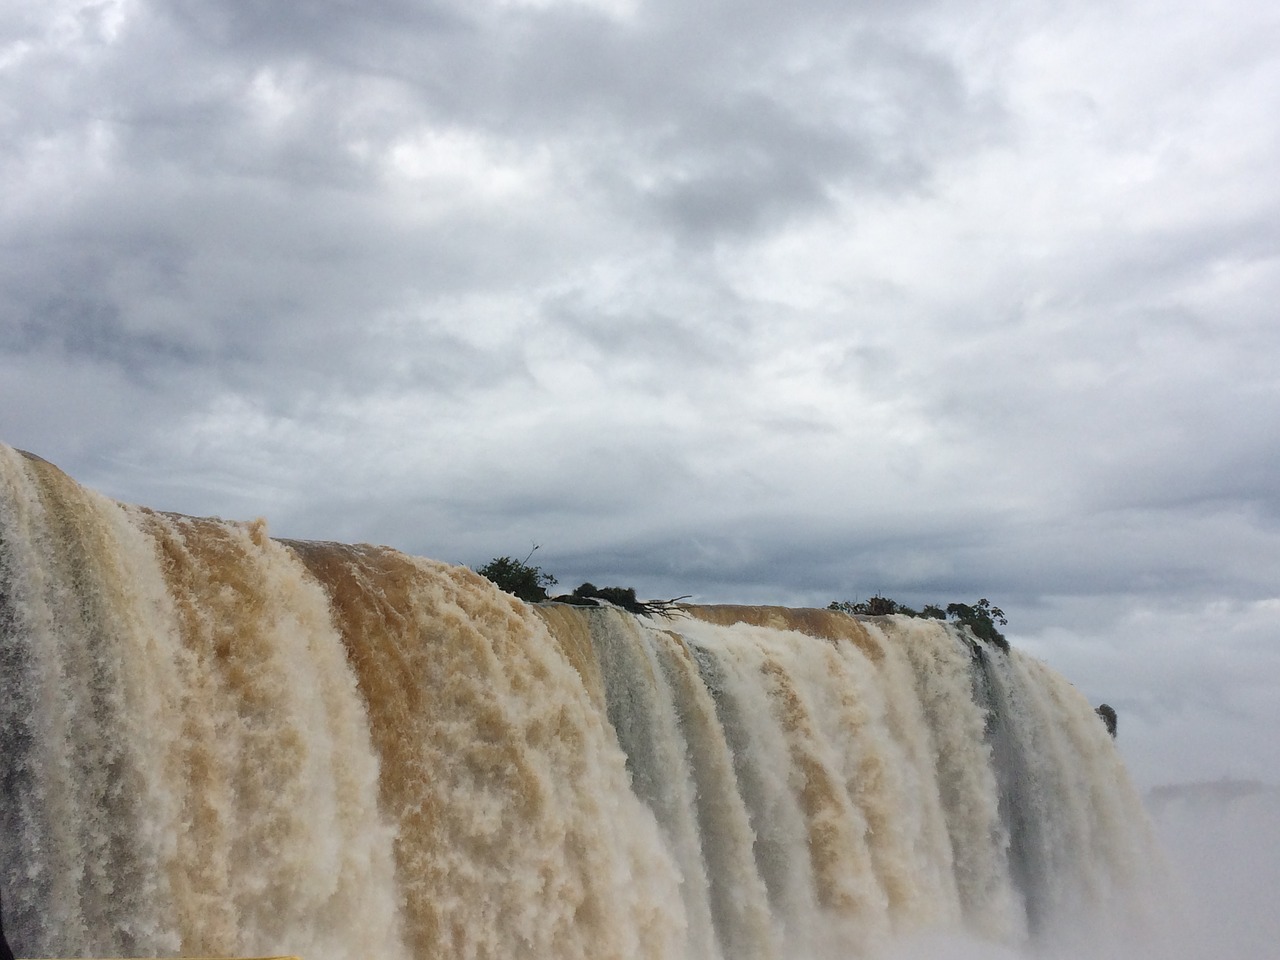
476;553;557;603
828;595;909;616
945;599;1008;651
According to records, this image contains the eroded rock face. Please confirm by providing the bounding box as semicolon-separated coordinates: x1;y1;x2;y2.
1096;703;1118;738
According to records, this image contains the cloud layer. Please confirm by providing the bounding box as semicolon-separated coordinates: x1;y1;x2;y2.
3;0;1279;787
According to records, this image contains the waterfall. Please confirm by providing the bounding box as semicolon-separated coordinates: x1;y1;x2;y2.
0;444;1166;959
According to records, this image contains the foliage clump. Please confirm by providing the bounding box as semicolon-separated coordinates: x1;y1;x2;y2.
828;595;914;617
829;595;1010;651
560;582;689;619
476;549;687;617
476;549;557;603
569;582;642;610
1095;703;1118;738
944;599;1008;651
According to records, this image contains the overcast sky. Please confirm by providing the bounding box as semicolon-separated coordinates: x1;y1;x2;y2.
2;0;1278;791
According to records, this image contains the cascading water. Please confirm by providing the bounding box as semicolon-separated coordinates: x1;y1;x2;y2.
0;443;1167;959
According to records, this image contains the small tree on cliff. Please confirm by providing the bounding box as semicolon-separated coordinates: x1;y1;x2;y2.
945;599;1008;651
477;548;557;603
1095;703;1118;738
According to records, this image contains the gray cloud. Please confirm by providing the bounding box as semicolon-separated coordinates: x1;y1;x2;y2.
2;0;1279;792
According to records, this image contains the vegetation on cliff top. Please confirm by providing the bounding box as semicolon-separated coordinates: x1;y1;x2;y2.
829;595;1009;651
475;550;687;617
475;550;558;603
557;582;690;618
475;552;1009;649
476;555;1115;731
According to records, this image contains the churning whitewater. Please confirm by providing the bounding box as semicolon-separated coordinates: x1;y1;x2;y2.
0;444;1166;959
